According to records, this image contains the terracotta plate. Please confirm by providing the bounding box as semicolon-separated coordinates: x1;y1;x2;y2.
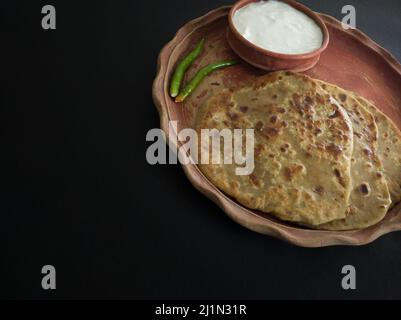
152;6;401;247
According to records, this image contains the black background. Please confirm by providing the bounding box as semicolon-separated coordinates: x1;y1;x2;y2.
1;0;401;300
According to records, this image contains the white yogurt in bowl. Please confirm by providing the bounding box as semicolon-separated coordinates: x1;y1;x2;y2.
232;0;324;55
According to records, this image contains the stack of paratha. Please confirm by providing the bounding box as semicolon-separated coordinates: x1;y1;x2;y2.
196;71;401;230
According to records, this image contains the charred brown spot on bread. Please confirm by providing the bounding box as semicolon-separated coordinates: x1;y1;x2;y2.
253;80;267;90
294;95;316;117
354;132;362;139
334;168;346;187
315;142;325;152
277;107;286;113
227;111;239;121
341;134;350;142
314;128;323;136
254;144;264;157
363;148;372;157
304;95;313;105
249;174;261;187
280;143;290;153
255;121;264;131
316;94;325;105
359;183;371;196
270;115;278;124
283;167;293;181
283;164;304;181
293;93;302;107
313;186;325;196
239;106;249;113
326;143;343;157
211;82;220;86
338;94;347;102
272;94;278;100
261;127;280;139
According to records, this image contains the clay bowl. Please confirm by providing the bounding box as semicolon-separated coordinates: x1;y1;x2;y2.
227;0;330;72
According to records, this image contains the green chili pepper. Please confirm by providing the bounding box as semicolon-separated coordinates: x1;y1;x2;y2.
169;38;205;98
175;60;238;103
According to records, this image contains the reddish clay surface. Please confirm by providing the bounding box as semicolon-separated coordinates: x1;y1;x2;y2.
153;6;401;247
